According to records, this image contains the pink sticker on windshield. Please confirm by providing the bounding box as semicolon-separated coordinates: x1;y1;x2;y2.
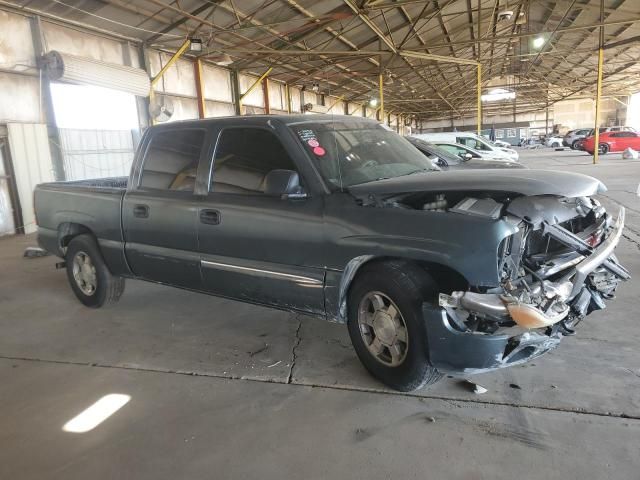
313;146;326;156
307;139;320;148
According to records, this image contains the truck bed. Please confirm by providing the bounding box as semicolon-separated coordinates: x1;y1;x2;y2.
34;177;128;258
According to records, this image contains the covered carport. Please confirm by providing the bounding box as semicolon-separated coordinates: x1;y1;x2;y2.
0;1;639;479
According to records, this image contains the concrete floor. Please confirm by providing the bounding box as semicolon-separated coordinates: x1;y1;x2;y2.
1;148;639;479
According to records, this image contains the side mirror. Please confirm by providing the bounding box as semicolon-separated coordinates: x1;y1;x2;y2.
461;153;473;161
264;169;307;199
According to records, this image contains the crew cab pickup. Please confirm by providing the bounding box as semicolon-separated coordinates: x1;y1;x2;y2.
35;115;630;391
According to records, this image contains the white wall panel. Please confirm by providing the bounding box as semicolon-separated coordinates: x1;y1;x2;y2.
290;86;301;113
268;81;286;111
327;98;345;115
205;101;235;118
0;11;36;70
42;22;124;65
0;74;41;123
162;95;198;122
347;103;363;116
148;51;196;97
202;64;233;103
7;123;54;234
239;74;264;107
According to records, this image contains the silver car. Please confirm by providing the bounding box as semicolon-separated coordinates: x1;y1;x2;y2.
563;129;591;149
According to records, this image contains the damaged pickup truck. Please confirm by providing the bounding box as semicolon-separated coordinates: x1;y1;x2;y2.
34;115;629;392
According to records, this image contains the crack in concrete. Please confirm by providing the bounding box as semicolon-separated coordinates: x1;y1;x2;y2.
622;233;640;250
599;193;640;216
2;354;639;422
286;316;302;385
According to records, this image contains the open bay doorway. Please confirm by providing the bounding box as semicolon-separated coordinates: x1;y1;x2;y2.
49;83;141;181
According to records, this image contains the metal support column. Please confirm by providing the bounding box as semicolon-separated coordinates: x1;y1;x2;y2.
194;58;206;119
379;73;384;123
262;77;270;114
594;0;605;164
593;48;604;164
477;63;482;135
231;70;241;115
285;84;292;114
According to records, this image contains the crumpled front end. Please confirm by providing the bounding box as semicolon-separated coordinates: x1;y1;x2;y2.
431;195;629;374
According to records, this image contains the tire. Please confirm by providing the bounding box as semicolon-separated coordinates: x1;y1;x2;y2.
65;234;125;308
347;261;443;392
599;144;609;154
571;140;580;150
552;142;560;148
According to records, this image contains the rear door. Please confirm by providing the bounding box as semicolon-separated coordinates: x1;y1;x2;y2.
197;124;326;315
618;131;640;151
122;126;211;289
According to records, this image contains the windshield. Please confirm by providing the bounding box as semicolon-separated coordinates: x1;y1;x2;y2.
409;138;463;164
289;119;437;188
457;136;493;151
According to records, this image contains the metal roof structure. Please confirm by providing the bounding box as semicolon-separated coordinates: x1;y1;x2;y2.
5;0;640;121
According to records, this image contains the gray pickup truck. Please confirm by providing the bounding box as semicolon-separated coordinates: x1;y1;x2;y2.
35;115;629;391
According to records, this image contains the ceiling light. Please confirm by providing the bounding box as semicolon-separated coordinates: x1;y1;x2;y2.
189;38;203;52
481;88;516;102
532;36;545;49
212;53;233;66
311;83;320;93
369;98;378;107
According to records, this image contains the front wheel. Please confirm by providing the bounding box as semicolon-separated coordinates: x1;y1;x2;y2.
599;144;609;154
347;261;443;391
571;140;581;150
65;234;125;308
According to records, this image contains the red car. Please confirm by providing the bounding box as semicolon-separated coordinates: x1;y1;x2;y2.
583;131;640;154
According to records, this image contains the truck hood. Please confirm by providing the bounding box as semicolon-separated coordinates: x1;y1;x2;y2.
451;159;525;170
348;169;606;198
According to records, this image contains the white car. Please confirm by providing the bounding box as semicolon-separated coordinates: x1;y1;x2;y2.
545;136;564;148
432;141;520;163
412;132;519;161
491;139;512;148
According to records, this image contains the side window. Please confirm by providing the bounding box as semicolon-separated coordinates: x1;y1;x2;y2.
140;129;205;192
439;144;464;156
210;128;297;194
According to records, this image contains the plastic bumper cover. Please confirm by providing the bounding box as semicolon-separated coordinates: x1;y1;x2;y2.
423;304;562;375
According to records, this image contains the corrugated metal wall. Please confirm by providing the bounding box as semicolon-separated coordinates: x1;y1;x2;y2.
59;128;135;181
7;123;54;234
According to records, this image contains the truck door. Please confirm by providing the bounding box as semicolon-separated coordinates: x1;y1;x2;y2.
122;127;210;289
197;125;325;315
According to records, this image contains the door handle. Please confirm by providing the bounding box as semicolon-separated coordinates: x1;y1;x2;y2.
200;209;221;225
133;204;149;218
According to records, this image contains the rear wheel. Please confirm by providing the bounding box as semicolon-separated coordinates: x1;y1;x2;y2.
599;143;609;154
552;142;560;148
65;234;125;308
571;140;581;150
347;261;443;391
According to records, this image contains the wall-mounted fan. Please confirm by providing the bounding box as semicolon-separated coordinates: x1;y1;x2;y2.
149;95;174;122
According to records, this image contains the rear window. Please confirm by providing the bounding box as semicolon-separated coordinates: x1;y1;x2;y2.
140;129;205;192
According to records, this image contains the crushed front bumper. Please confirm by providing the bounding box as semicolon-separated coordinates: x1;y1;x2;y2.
425;208;629;375
423;304;561;374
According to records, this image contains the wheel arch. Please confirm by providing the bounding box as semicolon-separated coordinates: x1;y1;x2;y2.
57;222;95;252
333;255;469;323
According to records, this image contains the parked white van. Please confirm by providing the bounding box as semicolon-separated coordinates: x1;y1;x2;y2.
411;132;519;161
